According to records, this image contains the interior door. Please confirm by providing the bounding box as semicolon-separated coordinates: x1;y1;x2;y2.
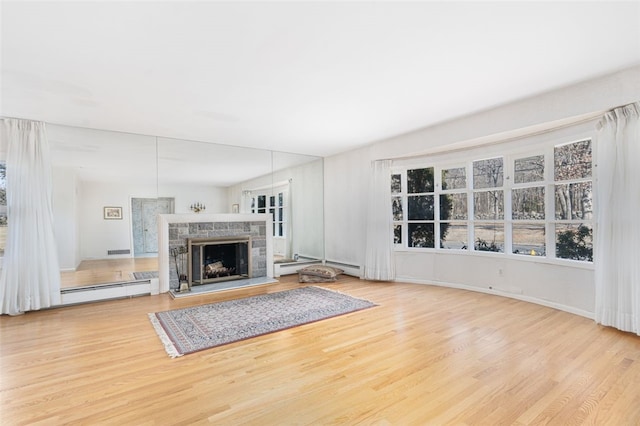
133;198;174;255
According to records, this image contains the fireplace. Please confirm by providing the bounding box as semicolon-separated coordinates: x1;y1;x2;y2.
159;214;271;293
187;236;252;286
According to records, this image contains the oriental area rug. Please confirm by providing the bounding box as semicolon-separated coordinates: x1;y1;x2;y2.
148;286;377;358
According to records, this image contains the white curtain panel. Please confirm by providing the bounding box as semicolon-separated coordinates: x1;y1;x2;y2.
0;118;61;315
364;159;395;281
594;102;640;334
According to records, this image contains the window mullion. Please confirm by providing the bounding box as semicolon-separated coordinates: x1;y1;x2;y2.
504;155;513;255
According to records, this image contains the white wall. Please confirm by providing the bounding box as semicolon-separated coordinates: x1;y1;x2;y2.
287;159;324;259
324;65;640;316
76;180;229;260
160;184;228;214
324;147;370;265
78;181;157;259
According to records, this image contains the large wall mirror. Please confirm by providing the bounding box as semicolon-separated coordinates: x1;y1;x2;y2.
48;124;324;290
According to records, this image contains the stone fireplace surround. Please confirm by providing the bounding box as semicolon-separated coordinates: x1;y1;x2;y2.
158;214;273;293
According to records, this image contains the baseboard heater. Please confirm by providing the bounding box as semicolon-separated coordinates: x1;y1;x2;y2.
273;257;322;277
324;260;361;277
60;281;151;306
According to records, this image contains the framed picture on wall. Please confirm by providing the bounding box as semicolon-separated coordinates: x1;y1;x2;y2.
232;204;240;214
104;206;122;220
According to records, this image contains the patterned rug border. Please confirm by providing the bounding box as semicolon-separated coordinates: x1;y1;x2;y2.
148;286;377;358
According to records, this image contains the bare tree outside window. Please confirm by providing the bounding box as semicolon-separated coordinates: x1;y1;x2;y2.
554;140;593;261
514;155;544;183
555;182;592;220
511;155;546;256
474;190;504;220
440;167;466;249
473;158;503;189
512;187;545;220
554;140;592;221
473;158;504;251
442;167;466;190
554;140;592;180
473;159;504;220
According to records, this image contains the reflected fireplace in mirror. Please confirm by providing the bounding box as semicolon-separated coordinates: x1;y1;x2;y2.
49;123;323;294
187;236;252;286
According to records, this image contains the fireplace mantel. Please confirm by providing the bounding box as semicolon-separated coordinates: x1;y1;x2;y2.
158;213;273;293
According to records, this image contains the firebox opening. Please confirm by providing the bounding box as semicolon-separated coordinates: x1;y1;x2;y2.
188;236;252;286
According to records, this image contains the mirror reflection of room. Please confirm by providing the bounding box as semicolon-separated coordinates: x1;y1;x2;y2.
49;124;324;291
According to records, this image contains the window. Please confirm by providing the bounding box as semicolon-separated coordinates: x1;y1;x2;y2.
440;167;468;249
269;192;286;237
473;157;504;252
251;195;267;215
407;167;435;248
251;189;287;238
0;162;6;257
391;173;402;244
553;140;593;261
390;138;594;263
512;155;545;256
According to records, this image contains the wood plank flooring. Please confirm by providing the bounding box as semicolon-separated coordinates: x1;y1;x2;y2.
1;275;639;425
60;257;159;289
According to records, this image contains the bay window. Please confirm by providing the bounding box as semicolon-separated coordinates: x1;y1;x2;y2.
390;137;593;263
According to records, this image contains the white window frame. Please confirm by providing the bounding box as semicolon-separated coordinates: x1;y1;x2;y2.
249;184;289;238
437;163;469;250
391;126;595;267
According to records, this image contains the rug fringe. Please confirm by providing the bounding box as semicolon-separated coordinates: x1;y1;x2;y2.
147;313;183;358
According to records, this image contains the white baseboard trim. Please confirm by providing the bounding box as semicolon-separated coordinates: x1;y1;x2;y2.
273;259;322;277
324;260;361;277
396;276;594;320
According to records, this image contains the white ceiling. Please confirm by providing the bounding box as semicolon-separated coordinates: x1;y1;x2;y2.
2;1;640;159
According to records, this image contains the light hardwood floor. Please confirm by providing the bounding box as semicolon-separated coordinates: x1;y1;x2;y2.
60;257;159;289
1;275;639;425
